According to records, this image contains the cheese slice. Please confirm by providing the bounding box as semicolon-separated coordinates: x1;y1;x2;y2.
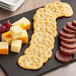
0;42;9;54
2;31;13;45
12;17;31;30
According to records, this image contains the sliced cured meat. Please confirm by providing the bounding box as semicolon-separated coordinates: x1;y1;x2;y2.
72;20;76;27
55;51;72;63
60;36;76;43
60;46;76;55
63;25;76;34
60;30;75;38
61;41;76;49
66;22;76;31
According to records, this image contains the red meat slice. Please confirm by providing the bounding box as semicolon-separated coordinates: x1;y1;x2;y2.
60;46;76;55
55;51;72;63
66;22;76;31
61;41;76;49
60;30;75;38
72;20;76;27
60;36;76;43
63;25;76;34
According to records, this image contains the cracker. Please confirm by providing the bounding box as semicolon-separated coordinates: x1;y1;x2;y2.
30;34;54;50
33;19;57;29
34;25;57;38
18;55;43;70
44;3;60;18
24;48;48;63
24;44;52;59
36;8;56;19
31;32;54;43
35;17;56;25
62;3;73;17
33;12;56;21
53;1;65;17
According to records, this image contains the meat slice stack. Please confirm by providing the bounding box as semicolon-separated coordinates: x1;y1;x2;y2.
55;20;76;63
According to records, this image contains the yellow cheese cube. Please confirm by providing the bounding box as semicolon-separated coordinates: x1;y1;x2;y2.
10;26;23;39
0;42;9;54
2;31;13;45
11;40;22;53
12;17;31;30
18;30;28;44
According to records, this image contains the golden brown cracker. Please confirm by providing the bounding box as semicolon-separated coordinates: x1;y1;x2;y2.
53;1;65;17
62;3;73;17
18;55;43;70
34;25;57;38
24;48;48;63
45;3;60;18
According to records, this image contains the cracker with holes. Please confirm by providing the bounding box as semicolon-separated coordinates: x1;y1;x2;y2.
24;43;52;59
54;1;65;17
44;3;60;18
18;55;43;70
24;47;48;63
36;8;56;19
34;25;57;38
31;32;55;43
30;34;54;50
33;12;56;21
33;19;57;29
62;3;73;17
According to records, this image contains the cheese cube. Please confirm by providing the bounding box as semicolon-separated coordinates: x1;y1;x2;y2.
10;26;23;39
0;42;9;54
2;31;13;45
11;40;22;53
12;17;31;30
18;30;28;44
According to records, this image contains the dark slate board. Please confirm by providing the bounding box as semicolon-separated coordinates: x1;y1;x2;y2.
0;0;76;76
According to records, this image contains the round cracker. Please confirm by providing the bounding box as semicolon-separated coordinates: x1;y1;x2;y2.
33;19;57;29
45;3;60;18
31;32;55;43
53;1;65;17
62;3;73;17
36;8;56;19
33;12;56;21
18;55;43;70
30;34;54;50
34;25;57;38
24;48;48;63
25;44;52;59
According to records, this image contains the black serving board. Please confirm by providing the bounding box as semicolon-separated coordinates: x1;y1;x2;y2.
0;0;76;76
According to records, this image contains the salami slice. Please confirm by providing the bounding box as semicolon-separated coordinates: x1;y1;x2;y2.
66;22;76;31
55;51;72;63
61;41;76;49
72;20;76;27
60;36;76;43
60;46;76;55
60;30;75;38
63;25;76;34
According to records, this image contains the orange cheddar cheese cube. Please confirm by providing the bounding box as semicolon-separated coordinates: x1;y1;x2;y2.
12;17;31;31
2;31;13;45
18;30;28;44
0;42;9;54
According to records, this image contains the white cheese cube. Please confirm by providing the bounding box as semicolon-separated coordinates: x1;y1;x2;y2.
10;26;23;39
11;40;22;53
